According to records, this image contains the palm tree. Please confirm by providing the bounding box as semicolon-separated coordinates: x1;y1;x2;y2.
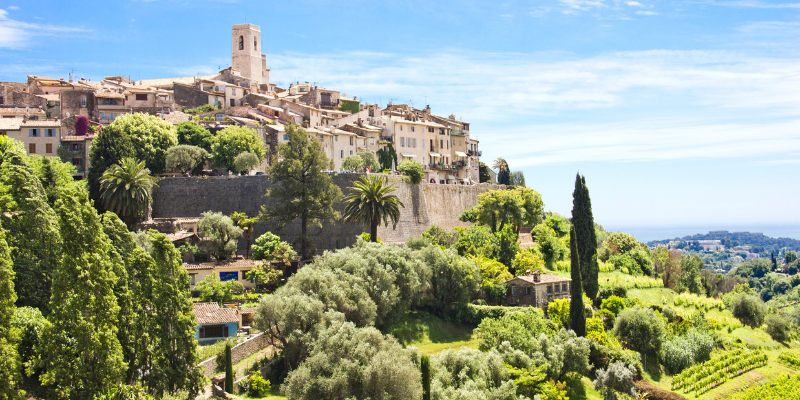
343;175;404;242
493;157;511;185
100;158;156;227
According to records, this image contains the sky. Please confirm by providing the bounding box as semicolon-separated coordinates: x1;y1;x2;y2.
1;0;798;235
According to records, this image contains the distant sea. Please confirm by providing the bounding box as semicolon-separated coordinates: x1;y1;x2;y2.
605;225;800;243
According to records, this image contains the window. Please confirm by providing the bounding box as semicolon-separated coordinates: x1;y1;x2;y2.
510;286;517;296
440;139;443;148
340;150;344;159
72;143;81;151
199;324;227;339
219;271;238;281
135;93;148;101
254;37;258;50
45;143;52;154
349;136;353;145
29;128;39;137
239;35;244;50
71;158;81;167
562;283;567;292
229;99;235;107
428;127;434;133
400;137;406;147
28;143;36;154
0;96;4;104
547;284;552;294
46;128;54;137
80;95;87;108
411;126;415;132
283;134;289;141
525;287;532;295
399;125;403;131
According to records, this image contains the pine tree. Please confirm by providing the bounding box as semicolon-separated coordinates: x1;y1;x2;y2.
572;174;599;300
0;223;21;399
40;184;125;399
569;226;586;337
421;354;431;400
224;342;234;393
263;124;342;260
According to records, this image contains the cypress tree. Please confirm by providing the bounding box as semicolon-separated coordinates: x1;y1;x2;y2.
40;184;125;399
0;223;20;399
572;174;599;300
0;149;62;311
224;342;234;393
569;226;586;336
421;354;431;400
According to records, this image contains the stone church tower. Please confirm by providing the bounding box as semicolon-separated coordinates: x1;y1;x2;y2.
231;24;269;87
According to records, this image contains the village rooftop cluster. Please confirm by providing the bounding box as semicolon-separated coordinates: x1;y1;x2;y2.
0;23;482;184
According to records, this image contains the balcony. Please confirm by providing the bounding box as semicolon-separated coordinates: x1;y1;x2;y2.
429;163;456;171
467;149;482;157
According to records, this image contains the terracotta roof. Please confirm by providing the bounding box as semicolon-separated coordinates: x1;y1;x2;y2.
184;259;258;271
21;119;61;128
510;273;571;285
166;231;197;242
193;303;240;325
61;134;95;141
0;117;23;130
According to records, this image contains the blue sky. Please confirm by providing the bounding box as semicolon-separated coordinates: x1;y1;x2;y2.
1;0;799;234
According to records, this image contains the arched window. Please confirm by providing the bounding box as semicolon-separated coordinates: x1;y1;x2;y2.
238;35;244;50
254;38;258;50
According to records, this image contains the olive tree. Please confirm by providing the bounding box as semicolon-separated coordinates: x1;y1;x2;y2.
198;212;242;261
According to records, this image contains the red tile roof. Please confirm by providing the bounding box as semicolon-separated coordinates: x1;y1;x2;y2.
193;303;240;325
510;273;570;285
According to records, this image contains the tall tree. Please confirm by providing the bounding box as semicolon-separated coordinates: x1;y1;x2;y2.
263;124;342;260
211;125;266;172
40;184;125;399
569;226;586;336
0;145;62;311
231;211;258;258
493;158;510;185
87;122;135;207
572;174;599;300
343;175;404;242
0;223;20;399
146;231;202;397
99;158;157;227
100;213;155;387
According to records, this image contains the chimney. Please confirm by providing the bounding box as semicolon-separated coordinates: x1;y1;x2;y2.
533;270;541;283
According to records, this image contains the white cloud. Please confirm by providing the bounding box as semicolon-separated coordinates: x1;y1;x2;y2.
559;0;607;13
0;8;91;49
703;1;800;8
269;43;800;166
625;1;643;6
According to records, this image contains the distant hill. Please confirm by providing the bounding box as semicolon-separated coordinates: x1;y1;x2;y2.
648;231;800;254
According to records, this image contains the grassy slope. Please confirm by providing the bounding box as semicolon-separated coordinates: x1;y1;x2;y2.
628;286;798;399
390;311;479;355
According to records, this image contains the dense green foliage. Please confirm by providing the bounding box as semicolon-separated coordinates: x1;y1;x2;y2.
39;184;126;399
165;144;209;175
198;211;242;261
728;292;767;327
263;124;341;259
196;274;244;303
0;141;62;311
613;307;665;357
397;159;425;184
660;330;714;374
0;223;19;399
232;151;260;174
461;186;544;233
343;175;404;242
175;122;214;152
210;125;266;172
342;152;380;172
224;342;233;393
283;319;422;399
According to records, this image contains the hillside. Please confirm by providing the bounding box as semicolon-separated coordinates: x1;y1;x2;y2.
648;231;800;253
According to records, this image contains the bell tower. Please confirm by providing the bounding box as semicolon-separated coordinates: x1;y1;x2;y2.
231;24;269;87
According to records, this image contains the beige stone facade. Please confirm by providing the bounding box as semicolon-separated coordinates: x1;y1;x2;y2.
505;271;571;308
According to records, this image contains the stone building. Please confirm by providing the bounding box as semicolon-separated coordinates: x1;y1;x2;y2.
232;24;270;89
505;270;571;308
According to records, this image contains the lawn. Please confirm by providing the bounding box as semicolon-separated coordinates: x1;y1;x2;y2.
389;311;479;355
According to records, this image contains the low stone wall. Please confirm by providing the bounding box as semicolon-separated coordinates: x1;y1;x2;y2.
197;332;270;379
152;174;500;251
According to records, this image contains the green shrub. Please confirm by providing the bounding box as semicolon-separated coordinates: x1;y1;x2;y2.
241;373;271;396
728;293;766;327
765;313;792;342
614;307;666;357
397;159;424;184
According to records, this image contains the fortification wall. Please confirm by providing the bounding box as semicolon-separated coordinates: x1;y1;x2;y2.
151;174;499;251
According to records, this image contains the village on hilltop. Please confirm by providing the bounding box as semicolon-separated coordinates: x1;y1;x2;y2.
0;23;483;184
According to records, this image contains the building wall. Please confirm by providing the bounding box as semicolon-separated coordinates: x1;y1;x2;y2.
174;84;210;109
151;175;501;249
232;24;268;86
7;126;60;156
